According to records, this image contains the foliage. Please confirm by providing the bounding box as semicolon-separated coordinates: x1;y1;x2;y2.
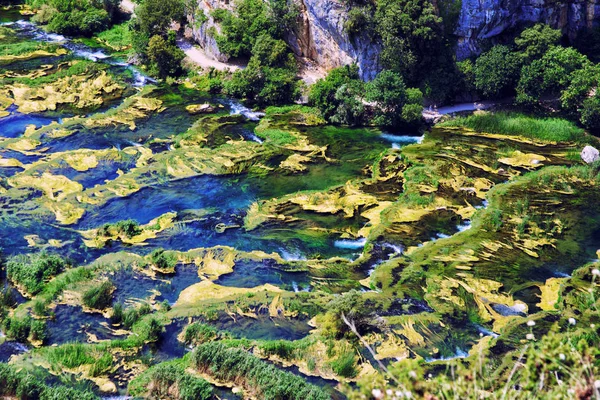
147;32;185;79
514;23;561;62
516;46;590;104
440;112;586;143
134;0;184;38
29;0;121;36
98;219;142;238
309;65;361;121
474;45;522;97
224;34;299;106
150;248;178;271
210;0;296;58
374;0;442;83
192;342;329;400
365;70;423;127
6;252;68;295
82;280;115;310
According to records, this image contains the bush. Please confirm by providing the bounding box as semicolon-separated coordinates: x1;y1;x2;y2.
225;34;300;106
83;280;114;310
474;45;522;98
516;46;590;104
147;32;185;79
6;252;67;295
365;70;423;128
309;65;361;121
150;248;178;272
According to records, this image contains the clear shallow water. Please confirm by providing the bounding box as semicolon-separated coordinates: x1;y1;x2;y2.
0;111;59;138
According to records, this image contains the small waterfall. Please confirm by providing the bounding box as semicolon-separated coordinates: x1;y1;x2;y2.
228;100;265;121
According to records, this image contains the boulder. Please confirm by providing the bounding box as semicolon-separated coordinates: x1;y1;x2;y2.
186;103;215;115
581;145;600;164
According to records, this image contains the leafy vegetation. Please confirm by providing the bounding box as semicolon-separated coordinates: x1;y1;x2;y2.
28;0;121;36
6;252;68;295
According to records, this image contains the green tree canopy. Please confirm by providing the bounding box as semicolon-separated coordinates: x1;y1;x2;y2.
474;45;522;98
514;23;562;62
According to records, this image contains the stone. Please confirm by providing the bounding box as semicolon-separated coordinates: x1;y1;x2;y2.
186;103;215;115
581;145;600;164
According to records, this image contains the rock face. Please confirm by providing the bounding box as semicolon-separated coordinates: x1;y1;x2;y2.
185;0;233;62
188;0;600;78
286;0;381;81
455;0;600;59
581;145;600;163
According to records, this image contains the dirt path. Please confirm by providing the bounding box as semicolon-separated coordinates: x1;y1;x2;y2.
176;39;243;72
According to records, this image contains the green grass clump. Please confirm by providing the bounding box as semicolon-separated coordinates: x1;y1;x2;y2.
82;280;115;310
150;248;178;272
0;363;99;400
46;343;95;369
0;40;58;56
440;112;586;143
95;23;132;51
191;342;330;400
6;252;68;295
128;361;212;400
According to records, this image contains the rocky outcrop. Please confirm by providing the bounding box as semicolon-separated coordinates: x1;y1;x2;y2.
286;0;380;81
581;145;600;163
455;0;600;59
185;0;233;62
187;0;380;80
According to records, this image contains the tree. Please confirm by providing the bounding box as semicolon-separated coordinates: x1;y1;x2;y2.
560;64;600;114
474;45;522;98
309;65;361;121
147;32;185;79
375;0;443;83
581;95;600;132
514;24;562;62
330;81;366;126
224;34;299;106
517;46;590;104
366;70;422;128
135;0;184;38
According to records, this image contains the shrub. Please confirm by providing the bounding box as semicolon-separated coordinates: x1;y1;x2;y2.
82;281;115;310
474;45;522;97
150;248;178;272
309;65;361;121
6;252;67;295
147;32;185;79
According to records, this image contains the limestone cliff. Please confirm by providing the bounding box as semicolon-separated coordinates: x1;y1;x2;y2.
286;0;380;81
185;0;233;62
187;0;600;77
455;0;600;59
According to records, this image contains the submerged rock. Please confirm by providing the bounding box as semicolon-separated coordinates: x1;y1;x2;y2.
581;145;600;164
186;103;215;115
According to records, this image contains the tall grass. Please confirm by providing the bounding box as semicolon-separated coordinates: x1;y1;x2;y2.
440;112;587;143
